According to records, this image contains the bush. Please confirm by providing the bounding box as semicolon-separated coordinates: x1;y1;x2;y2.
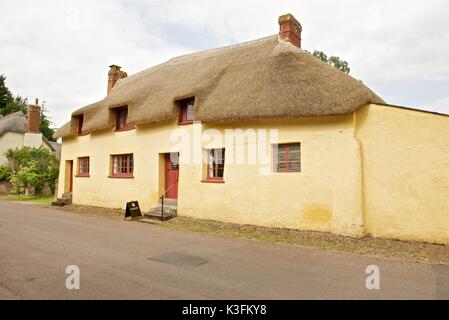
0;164;11;181
9;164;40;194
4;146;59;194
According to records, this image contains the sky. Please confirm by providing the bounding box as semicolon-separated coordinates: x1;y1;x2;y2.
1;0;449;128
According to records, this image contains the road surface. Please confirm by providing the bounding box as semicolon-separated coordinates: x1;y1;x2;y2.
0;201;448;299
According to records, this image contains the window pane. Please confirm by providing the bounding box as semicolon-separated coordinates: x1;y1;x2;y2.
288;161;301;172
288;144;300;153
278;146;287;160
278;153;287;162
275;145;286;173
113;157;119;174
208;150;215;178
123;155;128;173
78;116;84;134
119;111;126;128
288;144;300;162
170;153;179;170
208;165;214;178
217;162;224;177
278;162;288;172
186;102;194;121
277;145;287;153
214;149;224;164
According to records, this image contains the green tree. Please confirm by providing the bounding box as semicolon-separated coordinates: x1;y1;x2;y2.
39;102;56;142
0;74;56;141
0;75;27;115
4;146;59;194
0;164;11;181
0;74;12;110
9;164;40;195
311;50;351;74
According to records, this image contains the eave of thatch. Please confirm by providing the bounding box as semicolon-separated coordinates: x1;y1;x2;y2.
0;111;27;137
55;35;384;139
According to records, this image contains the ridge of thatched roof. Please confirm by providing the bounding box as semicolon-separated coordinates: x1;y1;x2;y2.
55;35;384;138
0;111;27;137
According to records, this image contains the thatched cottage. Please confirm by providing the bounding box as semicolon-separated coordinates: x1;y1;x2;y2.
0;100;59;165
55;14;449;244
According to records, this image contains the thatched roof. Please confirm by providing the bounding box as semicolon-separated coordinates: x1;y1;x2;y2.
55;35;384;138
0;111;58;152
0;111;27;137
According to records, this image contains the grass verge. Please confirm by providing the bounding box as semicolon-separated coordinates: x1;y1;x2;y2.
163;216;449;265
1;194;54;206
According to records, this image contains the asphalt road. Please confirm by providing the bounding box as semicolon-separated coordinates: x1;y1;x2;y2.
0;201;448;300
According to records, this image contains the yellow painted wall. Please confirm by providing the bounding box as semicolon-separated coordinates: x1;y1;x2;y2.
24;133;50;150
58;104;449;244
58;120;195;211
0;132;25;164
355;104;449;245
0;132;50;165
58;116;364;236
179;118;363;236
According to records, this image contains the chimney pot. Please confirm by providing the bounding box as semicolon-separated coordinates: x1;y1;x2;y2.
107;65;128;95
27;98;41;134
278;13;302;48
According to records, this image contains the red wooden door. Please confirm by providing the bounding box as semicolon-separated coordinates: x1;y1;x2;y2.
165;153;179;199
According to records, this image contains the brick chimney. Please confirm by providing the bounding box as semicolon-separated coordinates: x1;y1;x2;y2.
278;13;302;48
107;65;128;95
27;98;41;134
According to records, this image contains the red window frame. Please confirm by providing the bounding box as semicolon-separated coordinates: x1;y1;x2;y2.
205;149;225;182
77;116;84;135
178;98;195;125
274;143;301;173
77;157;90;177
110;154;134;178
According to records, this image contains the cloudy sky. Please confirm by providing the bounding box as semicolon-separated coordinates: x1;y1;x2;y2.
1;0;449;127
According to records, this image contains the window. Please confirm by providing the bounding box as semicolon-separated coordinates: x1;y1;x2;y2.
110;154;134;178
77;116;84;135
178;98;195;124
77;157;90;177
274;143;301;173
115;107;128;131
205;148;225;182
